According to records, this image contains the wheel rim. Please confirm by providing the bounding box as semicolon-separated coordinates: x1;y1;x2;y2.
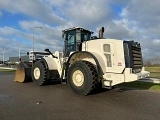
72;70;84;87
34;67;40;80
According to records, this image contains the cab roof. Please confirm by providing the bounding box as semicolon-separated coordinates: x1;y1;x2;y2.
62;26;93;34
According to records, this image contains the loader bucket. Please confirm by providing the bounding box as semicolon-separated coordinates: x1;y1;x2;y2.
14;62;32;83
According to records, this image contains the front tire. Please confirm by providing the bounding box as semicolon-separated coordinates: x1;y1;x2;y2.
67;61;99;95
31;60;48;85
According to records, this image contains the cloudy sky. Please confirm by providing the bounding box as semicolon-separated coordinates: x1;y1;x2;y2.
0;0;160;61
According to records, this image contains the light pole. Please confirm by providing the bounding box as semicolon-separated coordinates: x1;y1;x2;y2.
2;49;5;64
16;44;21;61
0;52;2;64
32;26;42;62
19;46;21;61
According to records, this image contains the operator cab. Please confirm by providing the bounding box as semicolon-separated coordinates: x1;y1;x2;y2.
62;27;93;57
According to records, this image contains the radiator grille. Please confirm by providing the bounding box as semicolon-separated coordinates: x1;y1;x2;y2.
124;41;143;73
131;44;143;72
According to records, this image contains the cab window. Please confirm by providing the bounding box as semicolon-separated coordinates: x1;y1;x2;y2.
103;44;112;67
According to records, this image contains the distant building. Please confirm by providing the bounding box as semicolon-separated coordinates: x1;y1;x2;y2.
9;55;29;62
9;51;49;63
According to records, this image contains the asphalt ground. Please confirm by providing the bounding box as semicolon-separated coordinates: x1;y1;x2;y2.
0;72;160;120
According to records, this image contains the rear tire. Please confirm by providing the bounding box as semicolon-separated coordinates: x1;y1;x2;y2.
31;60;48;85
67;61;99;95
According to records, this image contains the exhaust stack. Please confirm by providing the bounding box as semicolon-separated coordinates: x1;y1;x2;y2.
99;27;105;39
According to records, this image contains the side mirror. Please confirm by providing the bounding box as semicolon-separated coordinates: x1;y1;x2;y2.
27;52;29;55
62;32;64;38
44;48;49;52
44;48;57;59
62;32;66;39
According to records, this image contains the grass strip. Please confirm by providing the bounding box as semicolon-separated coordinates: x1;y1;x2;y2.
150;72;160;78
145;67;160;78
118;81;160;90
0;68;16;72
145;67;160;72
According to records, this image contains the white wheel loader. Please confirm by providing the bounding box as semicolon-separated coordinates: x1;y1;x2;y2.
14;26;150;95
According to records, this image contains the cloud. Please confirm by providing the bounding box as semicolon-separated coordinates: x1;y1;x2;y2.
121;0;160;30
0;19;68;60
117;0;160;59
152;39;160;45
0;0;160;60
0;0;66;25
63;0;115;28
0;26;19;36
18;20;65;50
104;19;141;40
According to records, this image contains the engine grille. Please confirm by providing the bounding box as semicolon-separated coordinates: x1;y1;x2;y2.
124;41;143;73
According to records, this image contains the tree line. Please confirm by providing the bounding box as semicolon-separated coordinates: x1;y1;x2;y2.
144;57;160;67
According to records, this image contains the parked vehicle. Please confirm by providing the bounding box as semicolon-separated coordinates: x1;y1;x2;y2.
14;26;150;95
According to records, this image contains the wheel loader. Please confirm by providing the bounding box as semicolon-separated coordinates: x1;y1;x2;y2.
14;26;150;95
